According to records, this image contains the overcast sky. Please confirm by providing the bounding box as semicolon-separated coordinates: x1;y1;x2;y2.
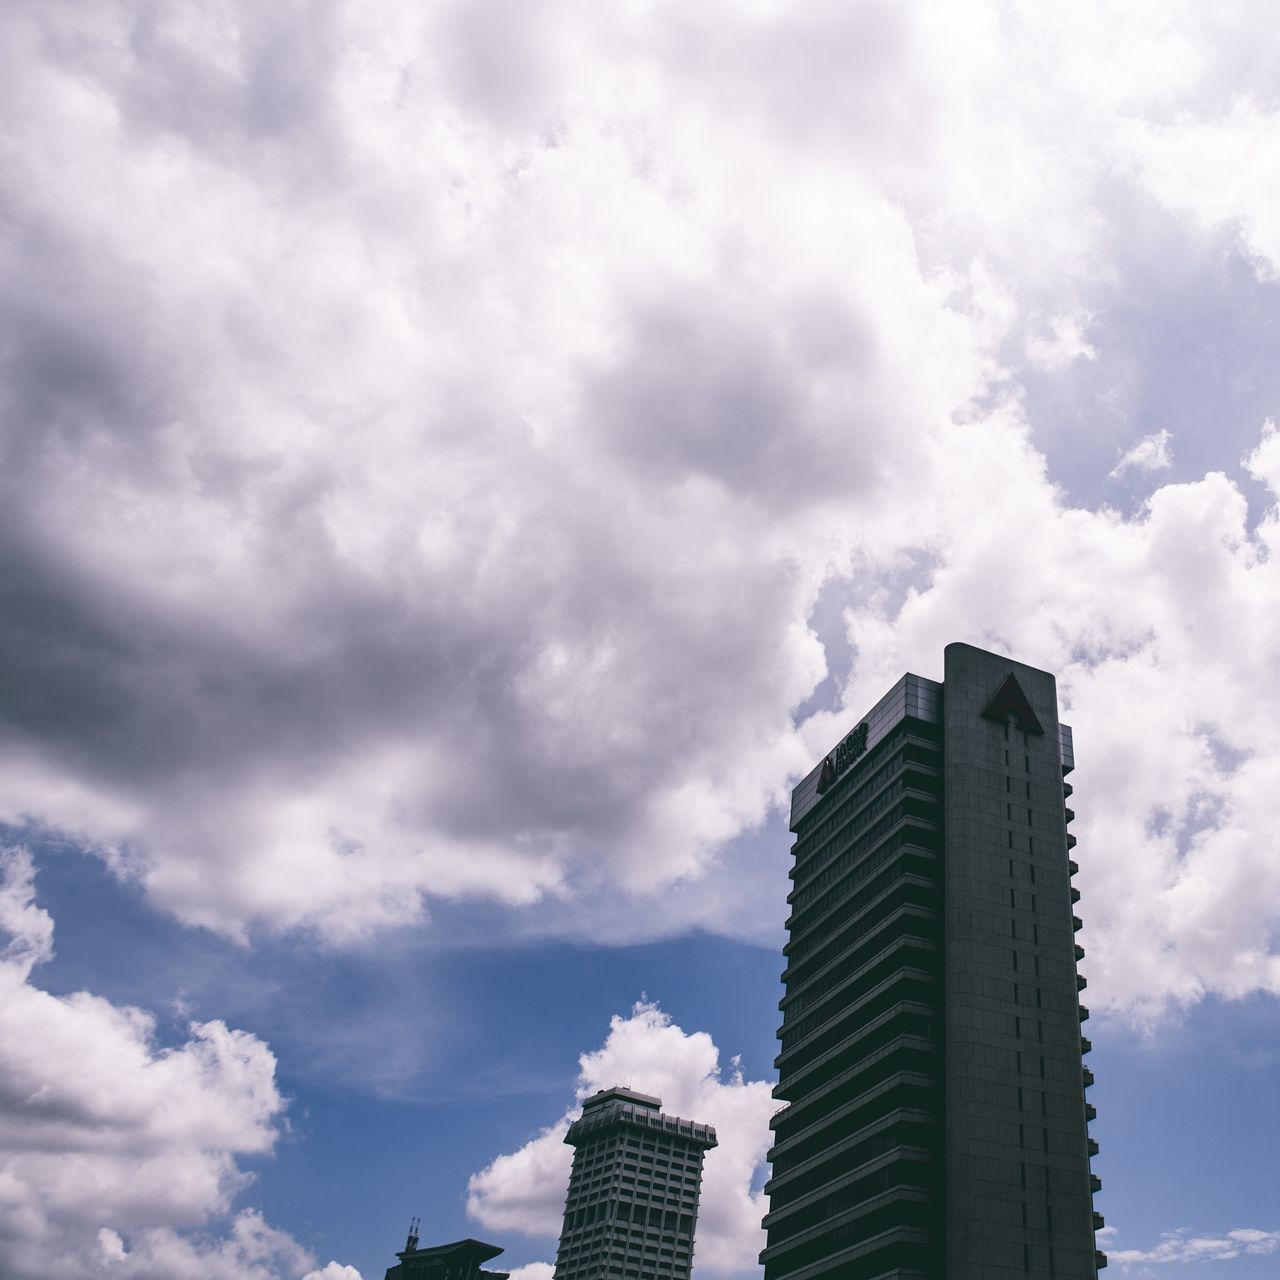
4;2;1280;1278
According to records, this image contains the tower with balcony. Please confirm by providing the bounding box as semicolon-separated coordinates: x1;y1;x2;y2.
760;643;1104;1279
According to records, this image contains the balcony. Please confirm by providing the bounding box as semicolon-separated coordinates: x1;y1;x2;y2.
1079;1005;1090;1022
1081;1036;1093;1055
1094;1211;1106;1231
1083;1066;1095;1088
1077;974;1088;991
1072;886;1082;903
1067;832;1078;848
1063;782;1073;798
1064;807;1075;825
1097;1249;1109;1270
1088;1137;1100;1157
1075;943;1086;961
1091;1173;1102;1194
1086;1102;1097;1121
1069;859;1079;875
1073;915;1084;932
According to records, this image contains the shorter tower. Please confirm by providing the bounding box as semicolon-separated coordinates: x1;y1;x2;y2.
384;1225;510;1280
553;1087;717;1280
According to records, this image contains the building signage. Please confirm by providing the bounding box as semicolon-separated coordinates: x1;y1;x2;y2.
834;721;870;774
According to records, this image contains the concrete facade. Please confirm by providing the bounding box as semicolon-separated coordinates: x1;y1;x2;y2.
553;1088;717;1280
761;644;1103;1280
941;644;1099;1278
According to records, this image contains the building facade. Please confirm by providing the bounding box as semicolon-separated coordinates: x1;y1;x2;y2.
760;643;1104;1280
553;1087;717;1280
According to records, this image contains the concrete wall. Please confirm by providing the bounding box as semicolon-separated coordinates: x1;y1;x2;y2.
942;643;1096;1279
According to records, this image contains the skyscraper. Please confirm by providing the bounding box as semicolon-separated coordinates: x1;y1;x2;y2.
760;643;1104;1279
553;1087;717;1280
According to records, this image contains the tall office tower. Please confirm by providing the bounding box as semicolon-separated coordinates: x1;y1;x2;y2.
760;643;1105;1280
553;1087;717;1280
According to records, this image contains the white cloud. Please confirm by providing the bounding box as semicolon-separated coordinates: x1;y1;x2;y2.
88;1210;314;1280
301;1265;365;1280
467;1000;775;1276
1026;310;1099;373
0;847;355;1280
466;1121;574;1239
830;417;1280;1020
0;0;1031;946
1108;1226;1280;1267
0;0;1278;1022
1124;101;1280;279
1244;417;1280;489
504;1266;554;1280
1110;429;1174;477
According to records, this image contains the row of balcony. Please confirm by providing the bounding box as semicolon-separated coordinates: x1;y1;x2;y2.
1065;796;1106;1269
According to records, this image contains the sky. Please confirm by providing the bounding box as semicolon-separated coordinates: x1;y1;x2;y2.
2;1;1280;1277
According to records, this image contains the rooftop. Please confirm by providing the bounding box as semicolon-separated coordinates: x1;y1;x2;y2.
581;1086;662;1112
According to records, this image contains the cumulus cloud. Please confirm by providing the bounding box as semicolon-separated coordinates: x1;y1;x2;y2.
0;847;354;1280
0;0;1198;945
1110;429;1174;477
0;0;980;943
301;1265;365;1280
1124;101;1280;279
1026;310;1099;373
89;1211;314;1280
466;1000;775;1275
0;0;1279;1022
504;1266;554;1280
1106;1225;1280;1267
827;416;1280;1020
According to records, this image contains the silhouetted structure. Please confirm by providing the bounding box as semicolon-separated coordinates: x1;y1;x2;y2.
553;1087;717;1280
761;643;1105;1279
384;1222;510;1280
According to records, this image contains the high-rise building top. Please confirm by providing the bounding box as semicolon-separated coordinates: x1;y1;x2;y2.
553;1088;717;1280
762;643;1104;1279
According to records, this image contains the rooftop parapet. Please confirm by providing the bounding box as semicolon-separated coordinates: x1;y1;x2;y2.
565;1091;717;1150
